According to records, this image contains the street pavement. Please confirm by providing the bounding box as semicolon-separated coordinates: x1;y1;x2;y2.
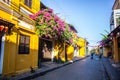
32;57;106;80
7;57;86;80
102;57;120;80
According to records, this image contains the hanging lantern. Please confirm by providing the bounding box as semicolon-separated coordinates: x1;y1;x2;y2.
117;32;120;36
110;37;113;40
4;26;8;32
0;25;4;31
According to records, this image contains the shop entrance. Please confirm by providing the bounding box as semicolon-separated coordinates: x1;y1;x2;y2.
0;19;14;75
0;26;6;75
0;25;5;75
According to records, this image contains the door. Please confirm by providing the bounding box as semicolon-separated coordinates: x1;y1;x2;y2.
0;35;5;75
0;34;2;75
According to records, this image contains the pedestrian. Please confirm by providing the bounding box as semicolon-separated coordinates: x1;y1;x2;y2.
91;52;94;59
99;53;103;59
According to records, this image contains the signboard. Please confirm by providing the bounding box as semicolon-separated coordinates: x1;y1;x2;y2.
18;20;34;30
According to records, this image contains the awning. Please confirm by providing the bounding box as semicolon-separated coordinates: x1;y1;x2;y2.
0;19;14;33
108;25;120;37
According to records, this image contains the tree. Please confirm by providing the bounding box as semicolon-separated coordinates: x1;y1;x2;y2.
100;30;110;46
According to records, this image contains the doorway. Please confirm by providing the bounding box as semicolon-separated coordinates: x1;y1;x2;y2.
0;33;2;75
0;19;13;75
0;33;5;75
38;38;53;68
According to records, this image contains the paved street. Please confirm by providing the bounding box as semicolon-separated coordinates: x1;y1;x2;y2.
32;57;106;80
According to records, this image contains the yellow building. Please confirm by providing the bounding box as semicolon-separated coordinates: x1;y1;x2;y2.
65;43;74;61
100;39;112;57
77;37;87;57
54;40;66;62
65;25;77;61
64;37;87;61
0;0;40;76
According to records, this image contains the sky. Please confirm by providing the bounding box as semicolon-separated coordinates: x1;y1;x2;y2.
41;0;115;47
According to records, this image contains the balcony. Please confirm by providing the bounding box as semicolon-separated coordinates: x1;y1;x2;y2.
110;9;120;32
0;1;35;30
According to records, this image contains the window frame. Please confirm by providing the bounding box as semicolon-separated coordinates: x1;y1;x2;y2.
0;0;11;5
24;0;32;8
19;34;30;54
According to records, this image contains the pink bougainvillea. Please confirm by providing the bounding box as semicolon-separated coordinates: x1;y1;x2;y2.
30;8;74;43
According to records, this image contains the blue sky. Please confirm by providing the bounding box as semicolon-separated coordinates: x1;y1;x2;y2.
41;0;115;46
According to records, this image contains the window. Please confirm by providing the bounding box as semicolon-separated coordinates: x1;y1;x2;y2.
1;0;10;5
19;34;30;54
24;0;32;8
116;18;120;27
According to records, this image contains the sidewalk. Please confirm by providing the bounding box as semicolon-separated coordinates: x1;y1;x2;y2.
1;56;88;80
102;57;120;80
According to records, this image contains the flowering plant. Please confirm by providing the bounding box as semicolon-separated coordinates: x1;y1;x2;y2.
30;9;74;43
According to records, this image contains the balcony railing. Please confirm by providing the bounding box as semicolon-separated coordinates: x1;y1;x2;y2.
110;9;120;32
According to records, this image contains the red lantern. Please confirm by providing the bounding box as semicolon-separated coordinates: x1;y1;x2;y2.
4;27;8;32
0;25;4;31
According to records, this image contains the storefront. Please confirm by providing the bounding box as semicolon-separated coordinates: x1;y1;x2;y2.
118;37;120;61
0;19;14;75
109;25;120;62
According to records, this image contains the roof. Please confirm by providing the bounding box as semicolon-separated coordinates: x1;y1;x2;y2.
40;2;48;10
112;0;118;10
68;24;77;33
108;25;120;36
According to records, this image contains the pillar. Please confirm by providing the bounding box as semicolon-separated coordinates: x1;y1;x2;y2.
113;37;119;62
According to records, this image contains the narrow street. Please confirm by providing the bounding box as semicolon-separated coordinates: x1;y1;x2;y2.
1;1;120;80
32;57;107;80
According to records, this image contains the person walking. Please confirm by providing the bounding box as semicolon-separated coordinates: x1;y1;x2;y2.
91;52;94;59
99;53;103;59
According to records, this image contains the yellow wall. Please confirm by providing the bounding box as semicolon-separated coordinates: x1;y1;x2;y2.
15;29;38;74
103;47;111;57
78;37;86;57
60;44;65;62
11;0;40;13
53;41;66;62
0;9;18;76
3;32;17;76
53;37;86;62
0;11;39;76
1;0;40;76
66;44;74;61
79;47;85;57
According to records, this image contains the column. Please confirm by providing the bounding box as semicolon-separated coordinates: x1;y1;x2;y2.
113;37;119;62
